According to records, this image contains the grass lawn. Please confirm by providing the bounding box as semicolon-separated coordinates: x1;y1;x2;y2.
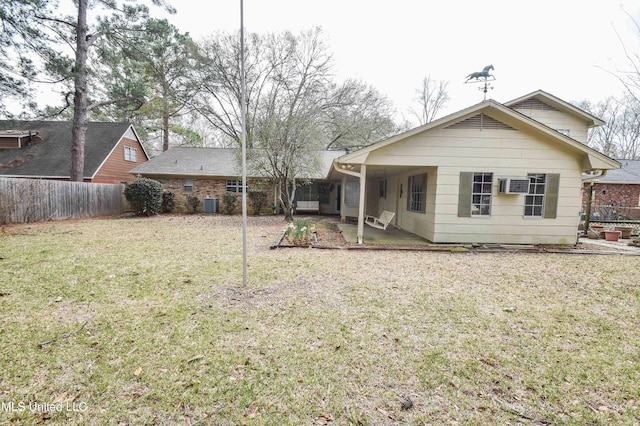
1;215;639;425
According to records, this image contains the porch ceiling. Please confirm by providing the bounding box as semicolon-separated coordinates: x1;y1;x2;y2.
364;165;408;178
331;164;409;179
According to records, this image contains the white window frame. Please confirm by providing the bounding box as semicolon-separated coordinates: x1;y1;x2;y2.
183;178;193;193
226;179;246;193
407;173;427;213
556;129;571;137
471;172;492;216
344;179;360;208
524;174;546;217
124;146;137;162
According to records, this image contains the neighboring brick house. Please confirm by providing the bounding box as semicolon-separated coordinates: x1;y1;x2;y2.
583;159;640;220
0;120;148;183
129;147;346;214
129;148;260;213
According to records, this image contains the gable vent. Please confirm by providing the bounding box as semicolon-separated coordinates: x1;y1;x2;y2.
445;113;515;130
510;98;559;111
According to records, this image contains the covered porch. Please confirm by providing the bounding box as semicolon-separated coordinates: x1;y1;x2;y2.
336;218;430;245
330;161;437;244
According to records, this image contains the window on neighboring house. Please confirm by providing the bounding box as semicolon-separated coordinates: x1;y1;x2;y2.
556;129;570;137
124;146;137;162
183;178;193;192
226;179;246;193
407;173;427;213
471;172;493;216
524;174;546;217
344;179;360;208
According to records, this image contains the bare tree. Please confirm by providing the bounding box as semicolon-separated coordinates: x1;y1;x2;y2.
579;98;623;156
617;96;640;159
323;79;398;150
190;31;268;147
248;28;329;220
408;75;450;125
579;96;640;160
191;28;399;219
612;9;640;104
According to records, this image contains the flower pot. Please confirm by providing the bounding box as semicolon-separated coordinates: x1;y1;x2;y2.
603;230;621;242
614;226;633;239
590;225;605;238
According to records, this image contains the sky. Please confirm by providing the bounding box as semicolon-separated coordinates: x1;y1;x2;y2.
154;0;640;123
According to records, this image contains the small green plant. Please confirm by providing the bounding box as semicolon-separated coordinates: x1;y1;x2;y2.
124;178;163;216
161;191;175;213
248;190;268;215
286;218;313;245
221;192;238;215
185;195;201;214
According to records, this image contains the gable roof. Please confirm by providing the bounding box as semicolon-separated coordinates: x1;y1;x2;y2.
130;147;346;180
0;120;145;179
334;97;620;172
595;159;640;184
504;89;605;128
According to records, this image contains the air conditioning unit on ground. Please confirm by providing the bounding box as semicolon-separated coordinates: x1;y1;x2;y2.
499;177;530;194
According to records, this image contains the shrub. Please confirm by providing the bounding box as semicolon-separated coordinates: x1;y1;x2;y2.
161;192;175;213
186;195;201;214
248;189;268;215
221;192;238;215
124;178;162;216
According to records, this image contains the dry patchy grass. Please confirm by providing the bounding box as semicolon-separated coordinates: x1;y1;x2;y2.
0;215;639;425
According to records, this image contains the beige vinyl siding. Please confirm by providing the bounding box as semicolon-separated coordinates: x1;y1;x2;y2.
384;167;436;241
435;168;581;244
510;108;589;144
365;179;379;216
365;126;583;244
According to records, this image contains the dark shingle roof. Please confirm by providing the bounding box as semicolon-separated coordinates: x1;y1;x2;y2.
130;147;240;177
131;147;346;179
597;159;640;184
0;120;133;178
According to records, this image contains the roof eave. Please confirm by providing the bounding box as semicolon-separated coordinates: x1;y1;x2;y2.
335;98;620;172
504;89;605;127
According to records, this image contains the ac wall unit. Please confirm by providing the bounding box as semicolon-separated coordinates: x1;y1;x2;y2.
499;177;530;194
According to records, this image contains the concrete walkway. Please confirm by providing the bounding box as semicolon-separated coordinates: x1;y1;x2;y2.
579;236;640;253
337;222;431;246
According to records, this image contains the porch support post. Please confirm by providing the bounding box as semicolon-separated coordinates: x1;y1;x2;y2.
357;164;367;244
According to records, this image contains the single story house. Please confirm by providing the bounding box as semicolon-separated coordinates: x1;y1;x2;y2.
583;159;640;220
329;90;621;245
129;147;345;214
0;121;148;183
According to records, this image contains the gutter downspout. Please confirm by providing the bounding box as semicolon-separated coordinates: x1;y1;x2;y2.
333;161;366;244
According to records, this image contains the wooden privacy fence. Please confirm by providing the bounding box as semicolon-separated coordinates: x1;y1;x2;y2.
0;178;125;225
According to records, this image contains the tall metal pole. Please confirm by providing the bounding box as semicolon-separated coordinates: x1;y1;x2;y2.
240;0;248;287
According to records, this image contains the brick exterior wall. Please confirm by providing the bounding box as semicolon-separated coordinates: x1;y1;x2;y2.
156;177;275;214
582;182;640;220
